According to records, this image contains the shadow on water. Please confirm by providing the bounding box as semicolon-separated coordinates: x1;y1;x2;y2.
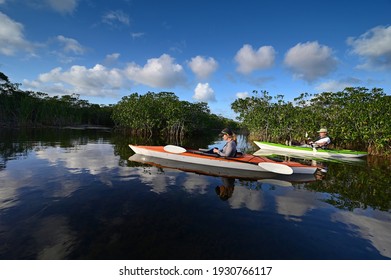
0;128;390;260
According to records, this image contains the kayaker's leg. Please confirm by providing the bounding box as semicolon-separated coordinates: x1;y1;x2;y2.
198;148;215;154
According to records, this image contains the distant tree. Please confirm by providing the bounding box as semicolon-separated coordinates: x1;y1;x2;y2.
0;71;114;127
112;91;237;139
0;72;10;83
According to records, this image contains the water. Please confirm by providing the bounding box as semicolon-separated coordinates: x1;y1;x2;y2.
0;128;390;260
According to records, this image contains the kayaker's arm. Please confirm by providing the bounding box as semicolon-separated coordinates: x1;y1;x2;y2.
214;141;237;157
312;137;331;148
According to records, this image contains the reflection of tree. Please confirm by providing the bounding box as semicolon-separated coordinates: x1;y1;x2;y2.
304;159;391;211
0;129;32;169
0;158;5;171
0;128;110;168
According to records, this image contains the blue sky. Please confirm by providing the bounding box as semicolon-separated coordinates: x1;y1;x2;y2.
1;0;390;118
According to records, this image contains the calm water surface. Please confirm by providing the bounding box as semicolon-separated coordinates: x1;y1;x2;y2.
0;128;390;260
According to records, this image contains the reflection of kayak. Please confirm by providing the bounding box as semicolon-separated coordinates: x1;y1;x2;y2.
253;141;367;159
128;154;318;183
129;145;318;175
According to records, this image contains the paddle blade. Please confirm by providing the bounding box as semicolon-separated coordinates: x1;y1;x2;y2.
163;145;187;154
258;162;293;175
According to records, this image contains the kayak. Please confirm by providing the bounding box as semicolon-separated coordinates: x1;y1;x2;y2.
128;154;318;182
129;145;318;175
253;141;367;159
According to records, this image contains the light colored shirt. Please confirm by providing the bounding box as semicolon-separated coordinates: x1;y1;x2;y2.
217;140;237;157
315;136;331;147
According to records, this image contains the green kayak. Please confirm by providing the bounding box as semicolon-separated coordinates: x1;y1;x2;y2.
254;141;367;159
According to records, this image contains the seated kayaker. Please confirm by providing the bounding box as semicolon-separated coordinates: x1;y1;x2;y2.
213;128;237;157
308;128;331;149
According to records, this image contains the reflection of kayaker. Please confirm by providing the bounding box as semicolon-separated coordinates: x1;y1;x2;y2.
215;177;235;201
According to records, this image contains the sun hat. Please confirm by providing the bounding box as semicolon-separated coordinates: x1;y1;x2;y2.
317;128;328;133
219;128;233;136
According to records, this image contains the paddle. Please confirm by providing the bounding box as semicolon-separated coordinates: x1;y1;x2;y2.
305;132;318;153
163;145;294;175
163;145;187;153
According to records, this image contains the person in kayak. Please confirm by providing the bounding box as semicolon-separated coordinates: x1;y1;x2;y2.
308;128;331;148
213;128;237;157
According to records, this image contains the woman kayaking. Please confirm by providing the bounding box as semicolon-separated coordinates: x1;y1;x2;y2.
213;128;237;157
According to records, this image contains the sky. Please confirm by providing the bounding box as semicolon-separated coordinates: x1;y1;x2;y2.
1;0;391;119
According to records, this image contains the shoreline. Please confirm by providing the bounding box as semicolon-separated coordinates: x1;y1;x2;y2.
0;124;113;130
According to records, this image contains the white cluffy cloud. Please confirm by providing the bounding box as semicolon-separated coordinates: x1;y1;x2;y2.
236;91;250;99
103;53;121;65
316;77;362;92
188;56;218;80
347;25;391;70
56;35;85;55
24;54;189;98
193;82;216;102
0;12;34;56
24;64;123;97
235;44;276;74
124;54;186;88
284;41;338;82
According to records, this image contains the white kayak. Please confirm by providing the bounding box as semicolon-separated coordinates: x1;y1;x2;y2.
129;145;318;175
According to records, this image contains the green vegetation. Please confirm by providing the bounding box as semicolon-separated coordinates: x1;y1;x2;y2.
231;88;391;155
0;72;113;127
2;71;390;155
111;91;237;138
1;72;236;139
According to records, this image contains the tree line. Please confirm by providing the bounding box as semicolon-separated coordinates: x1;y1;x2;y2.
0;72;113;127
0;72;236;138
2;71;390;154
231;87;391;155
